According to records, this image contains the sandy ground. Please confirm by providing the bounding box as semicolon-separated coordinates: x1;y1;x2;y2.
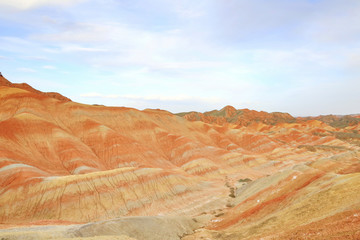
0;215;213;240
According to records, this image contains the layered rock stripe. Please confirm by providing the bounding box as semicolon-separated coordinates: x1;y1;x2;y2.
1;76;360;239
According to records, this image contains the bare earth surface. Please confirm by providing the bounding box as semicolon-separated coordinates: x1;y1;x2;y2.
0;76;360;239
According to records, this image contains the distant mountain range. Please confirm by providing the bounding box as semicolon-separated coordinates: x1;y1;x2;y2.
177;105;360;128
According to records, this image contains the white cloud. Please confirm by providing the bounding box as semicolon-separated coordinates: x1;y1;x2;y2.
306;1;360;43
121;94;220;102
0;0;86;10
80;92;103;98
248;48;340;74
17;67;36;73
80;92;220;103
80;92;118;99
172;0;206;19
23;56;51;61
0;37;35;53
60;45;108;53
76;92;223;113
31;22;113;43
30;21;226;71
43;65;56;70
344;49;360;76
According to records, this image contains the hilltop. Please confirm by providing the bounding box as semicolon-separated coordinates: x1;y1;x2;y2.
0;74;71;102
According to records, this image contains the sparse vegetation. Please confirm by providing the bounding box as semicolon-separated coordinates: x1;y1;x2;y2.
238;178;252;183
332;131;360;140
312;132;329;137
229;187;236;198
298;144;348;152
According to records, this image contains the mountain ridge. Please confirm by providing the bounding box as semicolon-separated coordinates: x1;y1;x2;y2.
177;105;360;129
0;74;71;102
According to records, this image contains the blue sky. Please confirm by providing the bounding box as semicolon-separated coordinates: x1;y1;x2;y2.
0;0;359;116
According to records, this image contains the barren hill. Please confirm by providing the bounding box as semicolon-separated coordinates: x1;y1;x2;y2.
298;114;360;128
0;74;71;102
177;105;296;126
0;79;360;239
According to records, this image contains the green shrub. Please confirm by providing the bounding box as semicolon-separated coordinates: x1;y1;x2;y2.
238;178;252;183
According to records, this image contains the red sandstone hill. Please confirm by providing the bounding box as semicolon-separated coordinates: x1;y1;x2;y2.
0;74;71;102
0;78;359;239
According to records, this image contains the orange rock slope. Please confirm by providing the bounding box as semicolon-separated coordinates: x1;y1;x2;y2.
0;74;71;102
0;75;360;239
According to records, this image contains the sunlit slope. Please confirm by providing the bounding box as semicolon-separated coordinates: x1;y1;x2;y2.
0;75;70;102
183;150;360;240
0;86;231;224
0;79;359;240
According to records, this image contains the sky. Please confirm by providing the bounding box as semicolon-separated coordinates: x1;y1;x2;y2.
0;0;359;116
